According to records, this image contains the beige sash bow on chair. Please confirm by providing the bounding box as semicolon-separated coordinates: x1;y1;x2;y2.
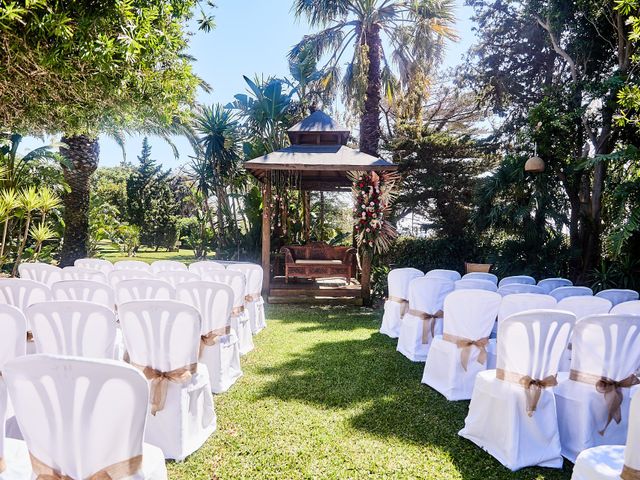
569;370;640;435
130;362;197;415
0;457;5;474
622;465;640;480
442;333;489;371
199;326;231;357
388;295;409;318
30;453;143;480
496;369;558;416
407;309;443;344
26;331;34;342
231;306;245;318
245;293;261;303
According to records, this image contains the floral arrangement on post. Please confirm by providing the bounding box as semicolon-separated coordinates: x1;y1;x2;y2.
350;170;399;254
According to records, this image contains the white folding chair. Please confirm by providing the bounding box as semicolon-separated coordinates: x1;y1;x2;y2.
3;354;167;479
118;300;215;460
0;305;27;478
611;300;640;315
462;272;498;284
454;279;498;292
422;289;502;400
200;270;254;355
188;261;226;276
498;275;536;287
497;283;545;296
51;280;116;311
487;293;558;368
150;260;188;274
459;309;575;471
176;281;242;393
550;286;594;302
380;268;423;338
115;279;175;306
162;270;201;288
596;289;639;307
60;266;107;283
396;276;454;362
27;301;118;359
572;389;640;480
0;279;51;353
107;269;155;289
227;263;266;334
425;269;461;282
537;277;573;294
74;258;114;277
113;260;151;272
17;263;61;287
555;314;640;462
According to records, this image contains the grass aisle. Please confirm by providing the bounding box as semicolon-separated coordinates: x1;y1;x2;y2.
167;305;574;480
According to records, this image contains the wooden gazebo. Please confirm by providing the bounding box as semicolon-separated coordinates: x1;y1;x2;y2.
244;111;396;302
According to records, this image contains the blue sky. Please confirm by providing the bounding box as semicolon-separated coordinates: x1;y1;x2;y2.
26;0;476;170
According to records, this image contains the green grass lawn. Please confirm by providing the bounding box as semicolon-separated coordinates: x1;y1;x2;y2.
99;246;198;264
167;304;574;480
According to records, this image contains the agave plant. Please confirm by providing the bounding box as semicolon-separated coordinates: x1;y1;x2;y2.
13;186;44;275
30;223;57;260
0;188;18;260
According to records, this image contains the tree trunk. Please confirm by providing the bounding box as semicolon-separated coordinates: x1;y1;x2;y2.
59;135;99;267
359;24;382;156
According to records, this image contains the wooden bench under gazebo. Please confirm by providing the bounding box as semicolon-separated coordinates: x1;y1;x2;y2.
244;111;397;305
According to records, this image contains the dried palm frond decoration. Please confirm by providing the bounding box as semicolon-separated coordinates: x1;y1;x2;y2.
349;170;400;255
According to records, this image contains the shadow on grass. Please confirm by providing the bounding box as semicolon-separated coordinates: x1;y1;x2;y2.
258;308;573;480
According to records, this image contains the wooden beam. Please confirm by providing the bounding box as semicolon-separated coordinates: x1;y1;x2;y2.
303;191;311;242
360;249;372;306
261;177;271;296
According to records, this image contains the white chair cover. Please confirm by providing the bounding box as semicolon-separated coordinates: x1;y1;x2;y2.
115;279;176;306
107;269;155;289
425;269;461;281
459;309;575;471
227;263;266;334
595;289;639;307
462;272;498;284
113;260;151;272
380;268;423;338
454;279;498;292
60;266;107;283
0;279;51;353
150;260;188;274
188;261;226;276
396;277;454;362
162;271;201;288
176;281;242;393
118;300;215;460
74;258;114;277
497;283;545;296
17;263;61;287
498;275;536;287
555;314;640;462
550;286;594;301
422;289;502;400
0;305;26;477
3;354;167;479
611;300;640;315
572;389;640;480
538;277;573;294
51;280;116;311
200;270;254;355
27;301;118;359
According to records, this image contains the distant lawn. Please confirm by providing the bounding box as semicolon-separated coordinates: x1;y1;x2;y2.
98;245;198;264
167;304;574;480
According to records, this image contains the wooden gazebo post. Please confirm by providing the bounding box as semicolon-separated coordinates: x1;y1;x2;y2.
261;177;271;295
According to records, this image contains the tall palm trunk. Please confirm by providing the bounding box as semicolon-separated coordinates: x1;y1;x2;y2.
359;24;382;156
59;135;99;266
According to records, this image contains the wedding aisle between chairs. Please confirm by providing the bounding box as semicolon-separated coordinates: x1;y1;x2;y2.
167;304;573;479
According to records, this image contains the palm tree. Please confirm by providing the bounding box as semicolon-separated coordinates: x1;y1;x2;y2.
290;0;456;155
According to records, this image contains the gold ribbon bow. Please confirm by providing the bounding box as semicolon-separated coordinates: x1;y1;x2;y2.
199;326;231;357
570;370;640;435
30;453;143;480
622;465;640;480
408;309;443;344
231;306;245;318
497;369;558;416
130;362;197;415
245;293;261;303
388;296;409;318
443;333;489;371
